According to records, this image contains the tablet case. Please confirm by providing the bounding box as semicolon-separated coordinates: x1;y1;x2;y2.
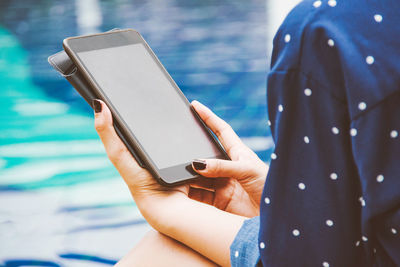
48;36;146;168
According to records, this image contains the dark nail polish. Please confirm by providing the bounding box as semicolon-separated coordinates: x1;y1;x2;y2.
192;159;206;170
93;99;102;113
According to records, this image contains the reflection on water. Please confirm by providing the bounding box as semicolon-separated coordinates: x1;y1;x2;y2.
0;0;271;265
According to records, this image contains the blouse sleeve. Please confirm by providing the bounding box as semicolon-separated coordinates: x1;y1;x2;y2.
230;216;261;267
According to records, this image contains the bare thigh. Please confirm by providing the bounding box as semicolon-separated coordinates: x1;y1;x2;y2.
115;229;218;267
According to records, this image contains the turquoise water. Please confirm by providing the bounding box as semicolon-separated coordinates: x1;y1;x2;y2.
0;26;148;266
0;27;116;190
0;1;271;265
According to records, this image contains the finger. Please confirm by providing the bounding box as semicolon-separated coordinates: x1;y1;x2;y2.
192;158;251;180
188;187;215;205
191;100;244;155
190;177;216;191
93;99;138;170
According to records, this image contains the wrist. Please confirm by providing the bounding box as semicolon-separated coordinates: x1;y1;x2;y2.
134;192;193;232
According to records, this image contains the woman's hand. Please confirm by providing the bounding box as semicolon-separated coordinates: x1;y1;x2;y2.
189;175;259;217
92;99;189;226
92;99;260;221
190;100;268;207
93;99;264;266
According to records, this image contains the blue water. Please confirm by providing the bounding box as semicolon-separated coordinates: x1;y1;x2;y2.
0;0;272;265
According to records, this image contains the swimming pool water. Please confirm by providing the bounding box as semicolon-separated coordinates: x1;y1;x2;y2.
0;0;272;265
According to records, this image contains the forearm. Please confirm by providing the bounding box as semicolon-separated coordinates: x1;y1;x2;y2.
139;195;247;267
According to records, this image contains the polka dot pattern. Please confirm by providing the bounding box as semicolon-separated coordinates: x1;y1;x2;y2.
298;183;306;190
285;34;291;43
376;174;384;183
366;56;375;65
254;3;400;266
374;14;383;23
327;0;337;7
358;102;367;110
313;0;322;8
260;242;265;249
292;229;300;237
359;197;366;207
271;153;277;160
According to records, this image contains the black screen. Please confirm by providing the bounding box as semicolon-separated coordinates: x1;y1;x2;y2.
78;43;221;169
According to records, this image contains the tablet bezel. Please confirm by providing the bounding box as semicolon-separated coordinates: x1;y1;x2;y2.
63;29;229;186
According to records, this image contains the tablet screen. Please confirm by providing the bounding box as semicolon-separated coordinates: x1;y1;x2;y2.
77;43;221;169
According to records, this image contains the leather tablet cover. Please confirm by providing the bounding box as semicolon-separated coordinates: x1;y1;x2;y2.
48;50;96;105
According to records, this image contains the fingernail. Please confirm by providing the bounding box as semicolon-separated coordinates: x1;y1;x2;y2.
192;159;206;170
93;99;102;113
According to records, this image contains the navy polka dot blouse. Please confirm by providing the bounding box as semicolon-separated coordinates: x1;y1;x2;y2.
230;0;400;266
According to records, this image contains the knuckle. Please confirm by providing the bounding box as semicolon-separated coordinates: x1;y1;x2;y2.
236;147;249;157
226;144;242;157
212;160;223;176
203;113;212;124
214;126;224;138
108;144;129;163
94;121;106;132
217;123;232;138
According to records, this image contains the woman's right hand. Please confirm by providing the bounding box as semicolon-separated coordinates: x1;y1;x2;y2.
191;101;268;207
94;99;264;266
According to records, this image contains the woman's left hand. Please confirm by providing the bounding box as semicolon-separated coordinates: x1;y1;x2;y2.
93;100;189;224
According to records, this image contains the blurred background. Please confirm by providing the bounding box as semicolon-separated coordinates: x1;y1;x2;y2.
0;0;298;266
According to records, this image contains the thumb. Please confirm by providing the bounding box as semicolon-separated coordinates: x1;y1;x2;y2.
93;99;135;170
192;158;252;180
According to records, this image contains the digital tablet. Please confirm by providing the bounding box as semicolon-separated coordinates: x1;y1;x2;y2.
63;29;229;186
